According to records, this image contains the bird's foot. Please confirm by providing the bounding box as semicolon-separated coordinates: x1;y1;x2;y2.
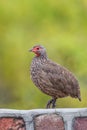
46;98;57;108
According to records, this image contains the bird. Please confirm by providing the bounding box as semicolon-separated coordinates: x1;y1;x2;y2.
29;45;81;108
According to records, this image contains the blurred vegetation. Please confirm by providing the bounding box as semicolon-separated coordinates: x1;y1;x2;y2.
0;0;87;109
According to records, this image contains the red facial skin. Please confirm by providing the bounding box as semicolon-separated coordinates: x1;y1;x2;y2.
32;46;41;57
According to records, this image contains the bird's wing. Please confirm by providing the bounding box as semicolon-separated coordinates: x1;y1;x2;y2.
39;60;80;97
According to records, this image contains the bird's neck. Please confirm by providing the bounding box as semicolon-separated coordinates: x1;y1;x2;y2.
33;53;48;64
35;53;47;59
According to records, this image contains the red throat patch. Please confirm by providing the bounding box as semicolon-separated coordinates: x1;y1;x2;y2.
35;52;40;57
32;47;41;57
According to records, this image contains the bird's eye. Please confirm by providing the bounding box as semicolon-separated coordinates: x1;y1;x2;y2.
36;47;39;50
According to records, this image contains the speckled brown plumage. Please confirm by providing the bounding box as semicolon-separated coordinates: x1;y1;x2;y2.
29;45;81;108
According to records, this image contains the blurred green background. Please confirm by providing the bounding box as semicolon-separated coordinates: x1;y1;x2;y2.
0;0;87;109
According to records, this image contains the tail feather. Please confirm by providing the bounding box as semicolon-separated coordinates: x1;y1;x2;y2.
78;96;81;101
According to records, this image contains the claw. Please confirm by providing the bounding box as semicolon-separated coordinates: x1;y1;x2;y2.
46;98;57;108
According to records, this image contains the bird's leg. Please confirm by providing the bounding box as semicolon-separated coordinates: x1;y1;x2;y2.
52;98;57;108
46;99;53;108
46;98;57;108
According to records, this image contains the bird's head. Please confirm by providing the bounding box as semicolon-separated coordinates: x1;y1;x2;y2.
29;45;47;57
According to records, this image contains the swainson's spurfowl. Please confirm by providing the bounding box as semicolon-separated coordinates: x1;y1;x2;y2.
29;45;81;108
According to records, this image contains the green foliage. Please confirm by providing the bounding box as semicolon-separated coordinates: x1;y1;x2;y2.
0;0;87;109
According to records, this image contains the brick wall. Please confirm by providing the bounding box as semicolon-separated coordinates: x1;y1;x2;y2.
0;108;87;130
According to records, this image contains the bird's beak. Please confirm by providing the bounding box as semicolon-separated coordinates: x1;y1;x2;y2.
29;48;33;52
29;48;36;53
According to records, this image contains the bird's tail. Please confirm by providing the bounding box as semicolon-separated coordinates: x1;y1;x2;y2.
78;96;81;101
78;92;81;101
77;86;81;101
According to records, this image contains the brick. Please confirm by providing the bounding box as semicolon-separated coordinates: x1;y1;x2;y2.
74;117;87;130
0;117;25;130
34;114;65;130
